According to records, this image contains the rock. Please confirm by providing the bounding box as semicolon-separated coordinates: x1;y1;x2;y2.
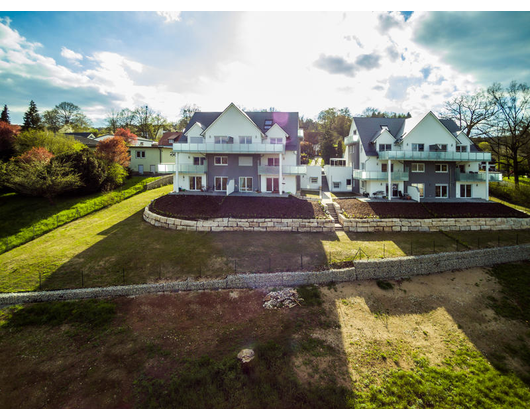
237;349;255;363
263;288;304;309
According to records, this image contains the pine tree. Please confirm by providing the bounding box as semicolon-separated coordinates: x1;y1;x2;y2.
0;105;9;123
22;100;42;131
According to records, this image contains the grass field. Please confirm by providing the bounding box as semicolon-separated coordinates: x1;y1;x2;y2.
1;185;530;292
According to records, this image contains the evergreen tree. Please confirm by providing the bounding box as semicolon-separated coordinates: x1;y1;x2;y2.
0;105;10;123
22;100;42;131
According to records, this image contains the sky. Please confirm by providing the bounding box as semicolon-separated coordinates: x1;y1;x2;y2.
1;5;530;127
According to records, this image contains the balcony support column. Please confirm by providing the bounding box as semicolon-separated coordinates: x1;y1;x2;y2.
388;159;392;201
174;152;180;193
279;153;283;195
486;162;489;201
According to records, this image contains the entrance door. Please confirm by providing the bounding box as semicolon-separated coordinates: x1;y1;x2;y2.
386;183;399;197
138;164;144;175
266;177;279;192
150;165;156;173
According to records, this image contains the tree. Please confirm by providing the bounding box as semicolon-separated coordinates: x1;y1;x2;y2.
1;105;10;123
17;147;54;164
320;128;337;164
52;102;92;130
117;108;136;130
55;148;107;194
485;81;530;186
0;121;20;161
15;130;85;156
442;89;497;137
105;109;120;133
42;109;62;133
4;158;82;204
176;104;200;131
114;128;138;145
96;136;130;167
22;100;42;131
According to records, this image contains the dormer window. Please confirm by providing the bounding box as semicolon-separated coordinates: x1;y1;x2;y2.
381;125;389;131
264;119;273;131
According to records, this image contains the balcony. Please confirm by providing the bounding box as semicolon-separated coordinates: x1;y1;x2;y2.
455;171;503;182
173;142;285;154
353;170;410;181
157;163;208;173
258;165;307;175
344;135;358;145
378;151;492;162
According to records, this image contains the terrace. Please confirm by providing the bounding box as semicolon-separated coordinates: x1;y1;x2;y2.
378;150;492;162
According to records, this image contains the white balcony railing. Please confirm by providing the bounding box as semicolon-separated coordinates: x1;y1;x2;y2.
378;151;492;162
353;170;410;181
258;165;307;175
173;143;285;154
455;172;503;182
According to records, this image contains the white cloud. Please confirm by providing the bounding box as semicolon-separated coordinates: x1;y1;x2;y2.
61;46;83;64
156;11;182;23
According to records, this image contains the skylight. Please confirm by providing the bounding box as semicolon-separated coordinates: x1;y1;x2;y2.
264;119;273;131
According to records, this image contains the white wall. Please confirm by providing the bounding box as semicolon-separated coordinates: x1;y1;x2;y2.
324;165;352;192
300;165;322;190
203;104;263;144
401;113;459;151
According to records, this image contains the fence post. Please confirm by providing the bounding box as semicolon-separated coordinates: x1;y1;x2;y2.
498;235;500;247
234;259;237;274
516;234;519;245
300;254;303;270
456;240;459;251
433;240;435;253
383;243;385;258
81;270;84;287
410;241;413;255
123;268;125;283
269;257;271;272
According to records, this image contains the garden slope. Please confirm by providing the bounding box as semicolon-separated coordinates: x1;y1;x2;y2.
151;195;327;220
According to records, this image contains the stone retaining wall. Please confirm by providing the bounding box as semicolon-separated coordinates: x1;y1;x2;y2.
1;244;528;306
145;175;173;190
143;205;335;232
338;213;530;232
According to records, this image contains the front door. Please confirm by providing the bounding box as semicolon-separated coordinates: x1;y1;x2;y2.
266;177;279;192
150;165;156;173
138;164;144;175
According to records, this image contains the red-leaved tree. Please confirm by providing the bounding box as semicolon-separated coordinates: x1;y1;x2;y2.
17;147;54;164
114;128;138;145
0;121;20;161
96;136;131;167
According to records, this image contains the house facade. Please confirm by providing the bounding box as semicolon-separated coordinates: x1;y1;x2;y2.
171;103;304;194
339;111;501;200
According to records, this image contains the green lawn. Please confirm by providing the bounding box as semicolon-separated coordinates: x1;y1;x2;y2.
2;183;530;293
0;176;159;254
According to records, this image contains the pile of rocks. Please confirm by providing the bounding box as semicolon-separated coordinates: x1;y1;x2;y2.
263;288;303;309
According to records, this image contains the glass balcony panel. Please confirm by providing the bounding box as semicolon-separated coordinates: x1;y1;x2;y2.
352;170;409;181
455;172;503;182
258;165;307;175
378;151;492;162
173;143;285;153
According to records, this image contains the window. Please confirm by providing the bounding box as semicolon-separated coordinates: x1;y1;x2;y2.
456;145;467;153
214;156;228;165
381;163;394;172
379;144;392;152
239;136;252;144
411;183;424;198
361;181;367;189
435;184;448;198
215;177;228;191
214;136;228;144
239;177;253;192
310;177;318;184
460;184;472;198
435;163;448;173
346;179;352;186
412;143;424;152
411;163;425;172
193;157;206;166
381;125;389;131
267;157;280;166
239;156;253;166
438;144;448;152
270;138;283;144
333;182;341;189
264;119;273;131
189;176;202;191
136;151;145;158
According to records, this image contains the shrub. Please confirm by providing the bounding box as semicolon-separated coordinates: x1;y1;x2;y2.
55;148;107;195
103;162;128;190
15;130;84;156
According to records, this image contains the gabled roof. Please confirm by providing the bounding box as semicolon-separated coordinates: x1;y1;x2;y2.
179;104;300;151
67;135;99;147
158;131;182;147
64;132;96;139
200;103;265;138
265;122;290;138
353;112;481;157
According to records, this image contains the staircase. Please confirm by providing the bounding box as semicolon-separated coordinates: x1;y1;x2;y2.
327;204;343;231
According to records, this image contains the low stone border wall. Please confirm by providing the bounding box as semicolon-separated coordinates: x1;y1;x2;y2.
145;175;173;190
338;213;530;232
143;205;335;232
1;244;528;306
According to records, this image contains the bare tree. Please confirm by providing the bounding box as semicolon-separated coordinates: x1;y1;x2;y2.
105;108;120;133
442;89;497;137
486;81;530;186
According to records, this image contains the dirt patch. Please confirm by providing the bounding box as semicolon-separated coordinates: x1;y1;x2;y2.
150;194;327;220
336;199;529;219
1;267;529;408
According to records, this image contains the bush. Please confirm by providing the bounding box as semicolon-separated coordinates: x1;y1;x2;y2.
55;148;107;195
103;162;128;190
15;130;85;156
490;182;530;208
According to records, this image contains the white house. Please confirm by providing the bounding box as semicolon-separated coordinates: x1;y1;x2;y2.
170;103;304;195
338;111;501;200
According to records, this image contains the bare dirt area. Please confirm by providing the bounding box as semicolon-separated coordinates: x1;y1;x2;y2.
336;198;529;219
1;265;529;408
150;194;327;220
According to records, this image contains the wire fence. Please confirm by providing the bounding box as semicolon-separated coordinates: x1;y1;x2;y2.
2;232;526;294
